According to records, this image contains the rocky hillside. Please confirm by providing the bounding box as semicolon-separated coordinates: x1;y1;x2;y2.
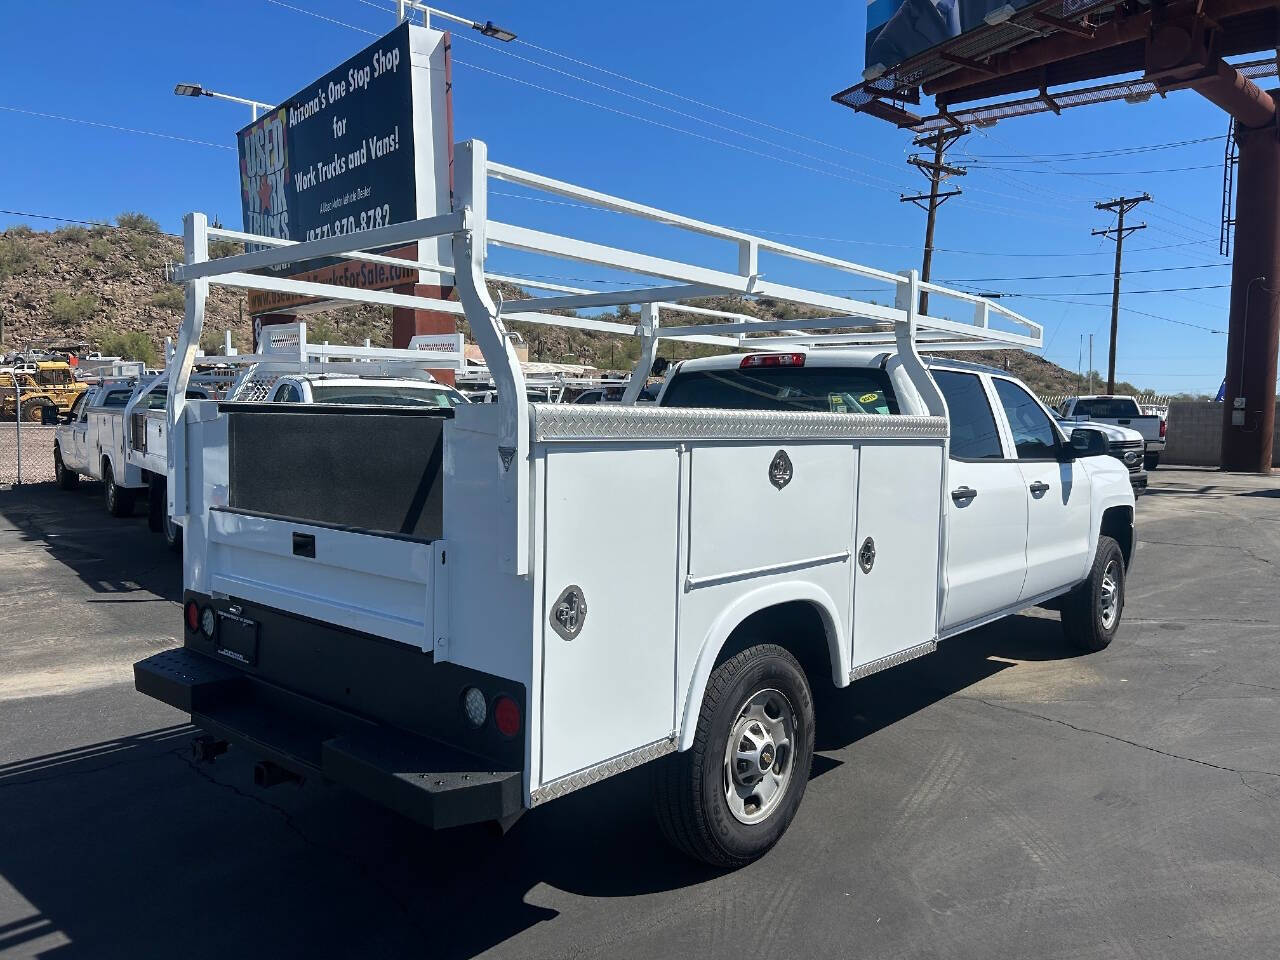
0;217;1149;394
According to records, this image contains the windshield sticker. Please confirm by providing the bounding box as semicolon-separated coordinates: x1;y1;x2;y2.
859;392;879;404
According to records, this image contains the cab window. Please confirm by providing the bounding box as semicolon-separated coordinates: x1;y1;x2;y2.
993;378;1060;460
932;370;1002;460
661;366;897;414
69;392;89;422
271;382;303;403
100;390;131;408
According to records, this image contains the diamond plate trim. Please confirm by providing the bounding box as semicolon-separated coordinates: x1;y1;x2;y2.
849;639;937;682
531;405;948;442
530;736;677;806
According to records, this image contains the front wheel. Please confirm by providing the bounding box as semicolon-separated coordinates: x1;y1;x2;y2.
1061;535;1125;652
652;644;814;868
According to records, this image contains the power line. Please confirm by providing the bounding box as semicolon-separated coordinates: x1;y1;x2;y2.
0;104;235;151
966;163;1220;175
969;135;1224;161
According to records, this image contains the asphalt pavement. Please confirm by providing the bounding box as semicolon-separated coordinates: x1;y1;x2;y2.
2;468;1279;959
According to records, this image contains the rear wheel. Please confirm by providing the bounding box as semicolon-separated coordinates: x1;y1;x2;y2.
54;445;79;490
23;401;53;423
652;644;814;868
1144;453;1160;470
103;462;135;517
1061;535;1125;652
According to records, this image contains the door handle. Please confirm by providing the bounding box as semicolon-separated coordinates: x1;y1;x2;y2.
950;486;977;502
1029;481;1050;495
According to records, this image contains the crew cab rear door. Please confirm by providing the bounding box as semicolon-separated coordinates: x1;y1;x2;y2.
933;370;1028;631
991;378;1092;599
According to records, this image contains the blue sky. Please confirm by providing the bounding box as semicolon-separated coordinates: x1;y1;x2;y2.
0;0;1242;395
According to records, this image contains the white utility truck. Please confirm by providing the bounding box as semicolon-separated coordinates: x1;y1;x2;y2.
1058;394;1165;469
134;139;1134;867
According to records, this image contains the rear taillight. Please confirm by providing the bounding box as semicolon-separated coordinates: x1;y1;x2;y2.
1160;418;1167;438
493;696;521;738
740;352;805;369
184;600;199;633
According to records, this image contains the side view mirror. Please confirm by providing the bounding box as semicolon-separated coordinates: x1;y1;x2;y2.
1069;428;1107;458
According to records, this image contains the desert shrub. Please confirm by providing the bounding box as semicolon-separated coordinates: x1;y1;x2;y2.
209;239;243;258
56;225;88;242
88;237;112;260
50;292;99;326
149;287;185;310
0;239;38;280
116;211;161;233
95;330;157;365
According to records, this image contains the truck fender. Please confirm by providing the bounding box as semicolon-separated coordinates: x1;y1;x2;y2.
677;581;844;751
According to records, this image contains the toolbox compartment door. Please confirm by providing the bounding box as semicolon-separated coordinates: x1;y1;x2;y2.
539;445;681;783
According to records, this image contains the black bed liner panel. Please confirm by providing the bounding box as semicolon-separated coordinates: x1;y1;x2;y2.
225;406;446;540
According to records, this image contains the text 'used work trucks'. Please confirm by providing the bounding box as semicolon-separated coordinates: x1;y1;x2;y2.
134;136;1134;868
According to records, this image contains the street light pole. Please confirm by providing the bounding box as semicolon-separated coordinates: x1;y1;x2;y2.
173;84;273;120
395;2;517;41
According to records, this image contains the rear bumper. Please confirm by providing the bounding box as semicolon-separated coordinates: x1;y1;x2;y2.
136;647;523;829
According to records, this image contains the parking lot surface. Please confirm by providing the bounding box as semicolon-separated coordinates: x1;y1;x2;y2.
2;468;1279;959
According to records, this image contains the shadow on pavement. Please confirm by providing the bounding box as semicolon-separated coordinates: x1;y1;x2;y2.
0;482;178;602
0;613;1084;960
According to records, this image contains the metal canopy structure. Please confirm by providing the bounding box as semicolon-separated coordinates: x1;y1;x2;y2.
836;0;1280;131
835;0;1280;474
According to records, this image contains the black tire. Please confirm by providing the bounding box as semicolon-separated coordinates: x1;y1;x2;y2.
652;644;815;868
163;511;183;553
103;462;135;518
54;445;79;490
1061;535;1125;652
1144;453;1159;471
147;476;165;532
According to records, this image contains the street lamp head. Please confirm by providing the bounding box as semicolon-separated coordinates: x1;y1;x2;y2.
475;19;516;41
174;83;205;98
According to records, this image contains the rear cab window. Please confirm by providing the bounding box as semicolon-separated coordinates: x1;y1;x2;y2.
1072;397;1141;418
660;364;898;415
932;370;1003;460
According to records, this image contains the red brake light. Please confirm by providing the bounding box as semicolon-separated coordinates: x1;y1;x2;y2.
493;696;521;738
184;600;199;633
740;352;806;369
1159;418;1167;438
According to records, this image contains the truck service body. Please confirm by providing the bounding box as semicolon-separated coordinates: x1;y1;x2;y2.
134;132;1134;866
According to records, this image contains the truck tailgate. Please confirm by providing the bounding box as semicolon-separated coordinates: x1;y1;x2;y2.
207;509;440;649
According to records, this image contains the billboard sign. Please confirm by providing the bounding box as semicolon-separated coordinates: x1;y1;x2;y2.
236;22;453;314
865;0;1036;76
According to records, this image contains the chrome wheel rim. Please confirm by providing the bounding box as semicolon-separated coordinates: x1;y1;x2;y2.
723;688;796;825
1099;559;1120;630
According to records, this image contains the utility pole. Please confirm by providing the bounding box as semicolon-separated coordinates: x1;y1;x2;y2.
1088;334;1094;394
901;126;967;314
1091;193;1150;393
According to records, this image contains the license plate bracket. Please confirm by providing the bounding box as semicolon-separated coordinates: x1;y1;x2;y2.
215;612;259;666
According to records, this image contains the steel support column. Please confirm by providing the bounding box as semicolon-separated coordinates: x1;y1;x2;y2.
1220;106;1280;473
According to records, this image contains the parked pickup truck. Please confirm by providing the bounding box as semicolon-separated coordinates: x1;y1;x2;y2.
1058;395;1165;469
54;376;214;520
255;373;468;408
1056;416;1146;495
134;136;1135;868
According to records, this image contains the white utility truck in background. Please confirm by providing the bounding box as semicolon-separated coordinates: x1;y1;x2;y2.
52;378;214;517
134;138;1134;868
1058;394;1165;470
